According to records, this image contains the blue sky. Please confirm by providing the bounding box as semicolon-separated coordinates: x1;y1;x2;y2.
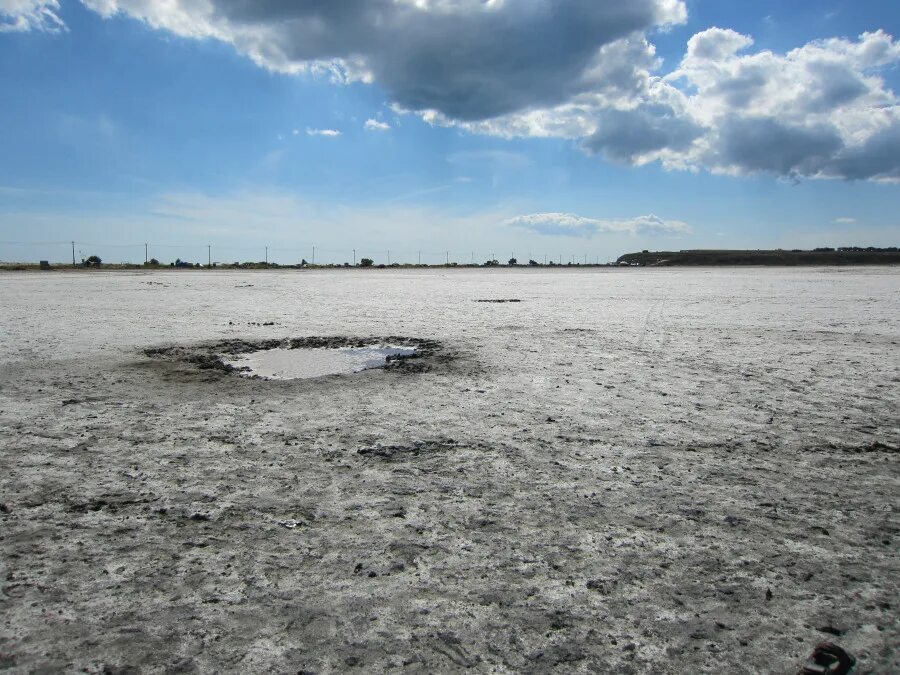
1;0;899;264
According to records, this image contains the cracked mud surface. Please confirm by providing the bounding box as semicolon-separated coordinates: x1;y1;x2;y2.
1;267;898;673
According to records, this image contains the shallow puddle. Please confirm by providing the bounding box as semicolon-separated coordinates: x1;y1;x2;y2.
222;345;417;380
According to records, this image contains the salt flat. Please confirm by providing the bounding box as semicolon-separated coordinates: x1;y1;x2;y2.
0;267;897;672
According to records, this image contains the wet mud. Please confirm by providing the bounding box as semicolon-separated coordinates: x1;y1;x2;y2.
144;336;446;377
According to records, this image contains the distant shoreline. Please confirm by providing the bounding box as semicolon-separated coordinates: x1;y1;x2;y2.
1;248;899;271
615;248;900;267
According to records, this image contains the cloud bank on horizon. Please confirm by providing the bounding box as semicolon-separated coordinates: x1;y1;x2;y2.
3;0;896;184
507;213;691;238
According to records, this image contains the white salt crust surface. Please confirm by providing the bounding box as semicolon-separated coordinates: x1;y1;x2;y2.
0;267;897;673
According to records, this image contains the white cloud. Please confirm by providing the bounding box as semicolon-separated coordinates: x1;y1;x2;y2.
364;118;391;131
0;0;64;32
363;119;391;131
834;217;857;224
662;28;900;180
506;212;691;237
50;2;900;183
76;0;686;118
458;29;900;182
306;128;341;137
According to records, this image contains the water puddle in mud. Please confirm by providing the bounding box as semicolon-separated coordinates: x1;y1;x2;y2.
222;345;417;380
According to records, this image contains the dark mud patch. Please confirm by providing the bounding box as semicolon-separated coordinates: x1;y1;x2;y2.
475;298;521;303
357;438;460;461
781;438;900;455
69;493;159;514
817;440;900;454
144;336;449;379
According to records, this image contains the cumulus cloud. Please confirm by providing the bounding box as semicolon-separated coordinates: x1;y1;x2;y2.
474;28;900;181
75;0;686;119
49;2;900;182
820;121;900;181
306;128;341;137
665;28;900;180
506;213;691;237
364;118;390;132
710;116;844;177
0;0;64;32
583;103;703;164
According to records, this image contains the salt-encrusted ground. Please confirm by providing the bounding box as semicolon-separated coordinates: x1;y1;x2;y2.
1;267;897;673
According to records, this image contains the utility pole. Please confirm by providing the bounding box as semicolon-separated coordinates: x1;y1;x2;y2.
145;242;148;264
388;250;391;265
544;254;547;265
353;249;356;266
208;245;211;267
470;251;474;265
584;254;587;265
446;251;449;265
312;246;315;265
418;250;421;265
265;246;268;265
72;241;76;266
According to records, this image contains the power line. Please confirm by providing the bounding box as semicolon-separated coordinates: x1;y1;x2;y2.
1;239;617;266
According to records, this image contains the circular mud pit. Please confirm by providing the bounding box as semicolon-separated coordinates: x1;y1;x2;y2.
224;345;418;380
144;336;446;379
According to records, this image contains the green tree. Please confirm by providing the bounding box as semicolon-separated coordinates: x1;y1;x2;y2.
360;257;374;267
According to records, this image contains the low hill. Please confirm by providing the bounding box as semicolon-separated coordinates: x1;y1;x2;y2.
616;247;900;266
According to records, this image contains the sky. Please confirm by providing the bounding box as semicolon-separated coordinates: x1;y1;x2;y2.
1;0;899;265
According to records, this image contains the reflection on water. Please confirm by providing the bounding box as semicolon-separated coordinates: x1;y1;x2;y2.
222;345;417;380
